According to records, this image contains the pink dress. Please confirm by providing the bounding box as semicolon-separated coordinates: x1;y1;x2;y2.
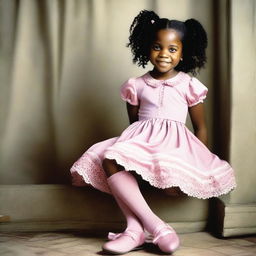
70;71;236;199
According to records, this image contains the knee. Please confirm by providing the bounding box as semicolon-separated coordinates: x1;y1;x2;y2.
164;187;186;197
102;158;114;170
102;158;121;177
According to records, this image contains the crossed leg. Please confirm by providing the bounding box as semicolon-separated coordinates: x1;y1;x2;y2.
101;158;180;254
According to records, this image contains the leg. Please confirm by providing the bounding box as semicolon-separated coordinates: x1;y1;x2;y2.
103;196;145;254
102;158;145;254
115;196;144;232
107;171;180;253
103;158;143;231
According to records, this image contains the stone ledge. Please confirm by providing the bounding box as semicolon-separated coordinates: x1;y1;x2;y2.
0;184;209;233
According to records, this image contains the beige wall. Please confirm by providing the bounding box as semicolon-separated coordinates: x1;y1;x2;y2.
212;0;256;237
229;0;256;204
0;0;214;185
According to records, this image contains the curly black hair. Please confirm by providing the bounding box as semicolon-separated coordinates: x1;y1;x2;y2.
127;10;208;75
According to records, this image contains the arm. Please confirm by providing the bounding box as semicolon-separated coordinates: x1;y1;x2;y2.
126;102;139;124
188;103;208;146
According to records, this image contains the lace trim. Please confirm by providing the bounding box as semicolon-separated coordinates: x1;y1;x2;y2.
104;151;237;199
70;151;236;199
70;152;111;194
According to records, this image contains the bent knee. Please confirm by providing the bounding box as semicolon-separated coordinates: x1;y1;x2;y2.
102;158;124;177
164;187;186;197
102;158;117;169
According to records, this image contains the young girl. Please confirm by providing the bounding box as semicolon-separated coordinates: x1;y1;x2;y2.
70;10;236;255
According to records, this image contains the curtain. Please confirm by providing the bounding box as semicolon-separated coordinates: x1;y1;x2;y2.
0;0;214;184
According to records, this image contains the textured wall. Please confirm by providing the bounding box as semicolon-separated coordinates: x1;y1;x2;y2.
0;0;213;184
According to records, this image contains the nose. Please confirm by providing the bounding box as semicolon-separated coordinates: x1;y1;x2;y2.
159;48;170;58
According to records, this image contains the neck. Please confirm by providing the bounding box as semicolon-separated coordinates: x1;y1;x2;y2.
150;69;179;80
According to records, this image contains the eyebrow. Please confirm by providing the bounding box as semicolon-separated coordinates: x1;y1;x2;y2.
169;45;179;48
153;42;179;48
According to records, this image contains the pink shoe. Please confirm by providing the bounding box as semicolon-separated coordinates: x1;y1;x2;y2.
152;223;180;253
102;229;145;254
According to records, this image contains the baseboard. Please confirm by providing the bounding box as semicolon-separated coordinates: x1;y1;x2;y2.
0;220;207;234
223;203;256;237
209;198;256;237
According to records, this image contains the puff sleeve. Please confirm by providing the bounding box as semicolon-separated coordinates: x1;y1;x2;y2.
120;78;139;106
186;77;208;107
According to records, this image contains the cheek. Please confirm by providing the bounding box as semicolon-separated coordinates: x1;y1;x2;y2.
176;53;182;59
174;51;183;60
149;50;157;60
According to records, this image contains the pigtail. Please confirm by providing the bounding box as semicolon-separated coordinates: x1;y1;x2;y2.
127;10;160;68
181;19;207;75
127;10;208;74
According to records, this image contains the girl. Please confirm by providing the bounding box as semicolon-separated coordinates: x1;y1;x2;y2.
70;10;236;255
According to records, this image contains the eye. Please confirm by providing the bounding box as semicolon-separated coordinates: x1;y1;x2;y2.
152;44;161;51
169;48;177;53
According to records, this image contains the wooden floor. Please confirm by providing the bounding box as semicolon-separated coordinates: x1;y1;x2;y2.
0;231;255;255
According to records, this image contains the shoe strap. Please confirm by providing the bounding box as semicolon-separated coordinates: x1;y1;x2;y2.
108;230;141;242
152;224;176;244
108;232;122;241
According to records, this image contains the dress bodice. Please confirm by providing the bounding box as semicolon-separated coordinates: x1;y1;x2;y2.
121;71;208;124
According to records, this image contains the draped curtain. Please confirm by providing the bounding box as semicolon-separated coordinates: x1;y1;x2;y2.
0;0;214;184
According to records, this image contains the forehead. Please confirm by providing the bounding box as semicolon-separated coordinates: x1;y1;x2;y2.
153;29;182;44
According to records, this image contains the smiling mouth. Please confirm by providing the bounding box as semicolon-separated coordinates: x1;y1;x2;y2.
156;61;171;66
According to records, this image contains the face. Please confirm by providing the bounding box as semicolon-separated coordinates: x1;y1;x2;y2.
149;29;183;79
